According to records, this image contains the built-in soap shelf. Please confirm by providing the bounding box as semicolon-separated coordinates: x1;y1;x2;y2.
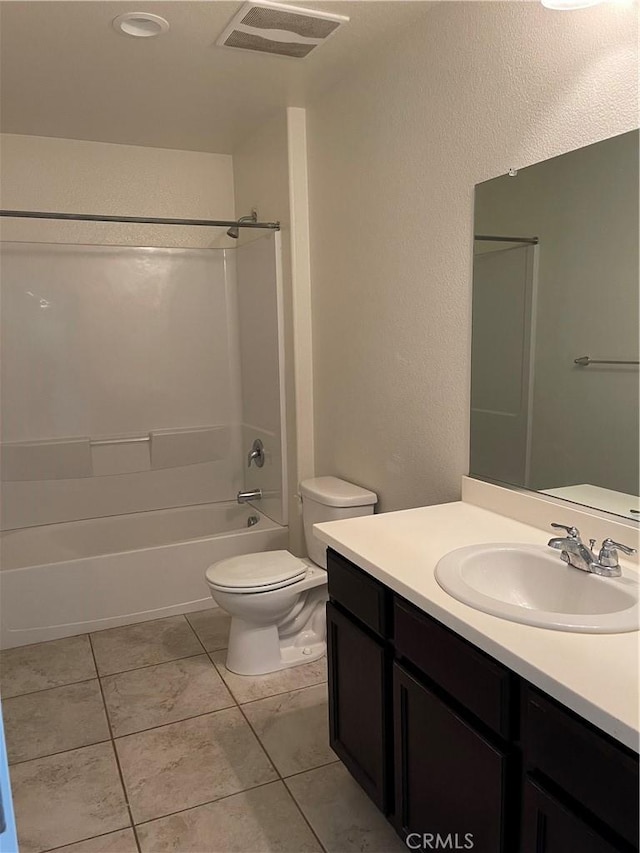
0;426;230;481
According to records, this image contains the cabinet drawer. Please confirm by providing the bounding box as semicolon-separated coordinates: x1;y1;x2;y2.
523;687;639;849
394;597;513;738
327;549;390;638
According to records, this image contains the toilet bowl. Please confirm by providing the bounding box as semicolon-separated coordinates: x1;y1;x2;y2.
206;551;328;675
205;477;377;675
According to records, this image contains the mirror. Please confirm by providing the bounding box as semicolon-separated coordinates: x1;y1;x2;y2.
470;131;639;522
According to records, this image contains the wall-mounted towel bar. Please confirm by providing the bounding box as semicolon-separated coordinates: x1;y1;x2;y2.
574;356;639;367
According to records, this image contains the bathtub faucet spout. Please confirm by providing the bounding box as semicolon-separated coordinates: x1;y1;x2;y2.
237;489;262;504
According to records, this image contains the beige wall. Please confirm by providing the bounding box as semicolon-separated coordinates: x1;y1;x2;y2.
307;1;638;513
0;133;235;246
233;112;304;551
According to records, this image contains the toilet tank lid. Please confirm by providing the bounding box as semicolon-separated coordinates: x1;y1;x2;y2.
300;477;377;508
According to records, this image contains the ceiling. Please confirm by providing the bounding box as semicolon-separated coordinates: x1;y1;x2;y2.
0;1;433;153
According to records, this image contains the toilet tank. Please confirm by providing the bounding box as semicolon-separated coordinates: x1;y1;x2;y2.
300;477;377;568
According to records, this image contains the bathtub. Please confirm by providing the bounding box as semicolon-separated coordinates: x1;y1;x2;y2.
0;502;288;649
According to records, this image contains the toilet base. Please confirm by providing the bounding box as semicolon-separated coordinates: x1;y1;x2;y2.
225;624;325;676
224;591;327;676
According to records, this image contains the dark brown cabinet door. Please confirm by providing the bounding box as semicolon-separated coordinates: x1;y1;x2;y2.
393;662;509;853
522;686;639;848
326;601;389;811
521;778;623;853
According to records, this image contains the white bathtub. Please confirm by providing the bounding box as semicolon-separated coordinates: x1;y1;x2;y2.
0;502;287;649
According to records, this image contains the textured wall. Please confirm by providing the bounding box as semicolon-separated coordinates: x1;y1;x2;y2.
233;113;305;552
0;134;235;246
307;1;638;513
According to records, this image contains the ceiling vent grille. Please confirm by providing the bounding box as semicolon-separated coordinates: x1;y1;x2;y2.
216;2;349;59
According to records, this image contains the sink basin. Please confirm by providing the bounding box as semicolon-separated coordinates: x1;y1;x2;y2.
435;544;639;633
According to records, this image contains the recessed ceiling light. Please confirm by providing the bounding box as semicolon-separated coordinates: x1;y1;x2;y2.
541;0;603;8
112;12;170;38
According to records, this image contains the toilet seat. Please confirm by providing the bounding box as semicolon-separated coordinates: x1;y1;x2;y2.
206;550;308;594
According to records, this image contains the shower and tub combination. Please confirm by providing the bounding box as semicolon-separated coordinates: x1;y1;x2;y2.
0;209;288;649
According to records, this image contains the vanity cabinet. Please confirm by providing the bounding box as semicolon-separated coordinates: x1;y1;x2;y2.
393;662;509;850
521;686;639;851
325;549;393;812
326;601;389;810
326;548;639;853
521;778;622;853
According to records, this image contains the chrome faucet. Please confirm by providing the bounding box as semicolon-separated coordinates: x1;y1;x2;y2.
547;523;636;578
237;489;262;504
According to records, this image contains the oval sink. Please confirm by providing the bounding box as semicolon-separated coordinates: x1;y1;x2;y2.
435;544;639;633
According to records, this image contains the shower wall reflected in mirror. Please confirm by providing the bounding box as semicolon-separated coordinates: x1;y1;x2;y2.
470;130;639;521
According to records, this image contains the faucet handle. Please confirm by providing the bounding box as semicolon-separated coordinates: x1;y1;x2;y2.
604;539;637;556
598;539;637;568
550;523;580;540
247;438;265;468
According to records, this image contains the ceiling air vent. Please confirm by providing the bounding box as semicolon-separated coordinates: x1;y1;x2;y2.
216;1;349;59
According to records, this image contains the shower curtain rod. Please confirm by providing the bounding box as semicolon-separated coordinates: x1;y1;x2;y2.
0;209;281;230
474;234;539;245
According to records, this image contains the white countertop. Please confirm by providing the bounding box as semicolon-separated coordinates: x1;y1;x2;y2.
314;500;640;752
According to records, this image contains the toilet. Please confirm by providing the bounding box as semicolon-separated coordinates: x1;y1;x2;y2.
205;477;377;675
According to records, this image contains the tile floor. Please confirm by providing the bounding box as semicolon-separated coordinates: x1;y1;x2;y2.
0;610;405;853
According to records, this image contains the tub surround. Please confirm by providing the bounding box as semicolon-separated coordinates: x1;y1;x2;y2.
314;480;639;751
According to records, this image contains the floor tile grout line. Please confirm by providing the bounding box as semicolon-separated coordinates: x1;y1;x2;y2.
281;757;341;783
7;666;325;762
282;778;330;853
59;694;334;764
182;611;214;653
130;773;328;849
5;615;332;851
87;633;141;853
131;821;145;853
235;699;328;853
97;649;225;680
0;674;99;702
238;679;329;709
5;665;237;764
96;649;224;680
41;826;135;853
7;737;113;769
0;632;92;655
90;612;224;678
236;701;281;780
180;612;243;708
1;647;230;698
0;612;204;666
208;653;327;706
182;609;226;657
132;776;283;827
108;703;239;742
